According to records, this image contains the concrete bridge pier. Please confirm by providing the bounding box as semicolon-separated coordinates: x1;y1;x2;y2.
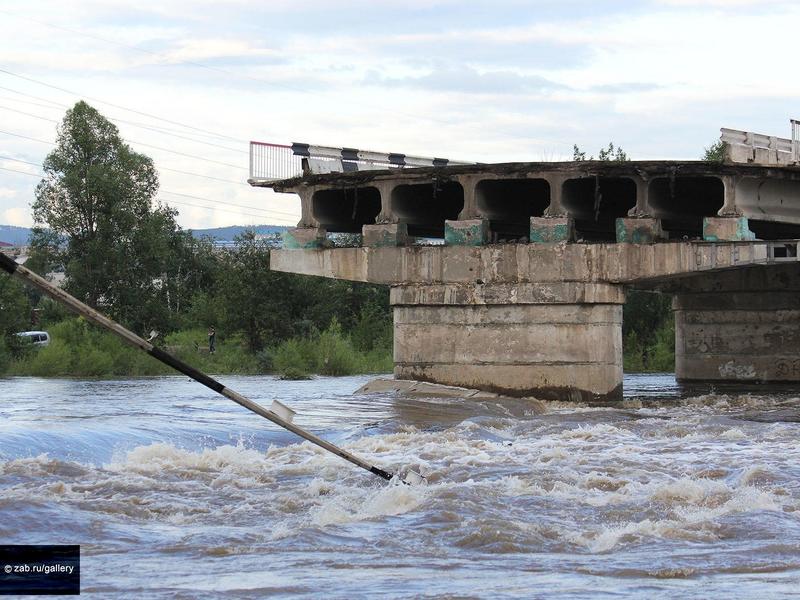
674;290;800;383
391;281;625;402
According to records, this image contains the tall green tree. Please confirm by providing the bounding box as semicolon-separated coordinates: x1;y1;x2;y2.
0;275;31;369
218;232;294;351
30;101;191;333
702;140;726;162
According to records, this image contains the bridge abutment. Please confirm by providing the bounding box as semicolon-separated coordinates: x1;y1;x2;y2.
391;282;625;402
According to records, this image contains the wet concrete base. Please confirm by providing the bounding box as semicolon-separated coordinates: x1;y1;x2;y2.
355;377;621;406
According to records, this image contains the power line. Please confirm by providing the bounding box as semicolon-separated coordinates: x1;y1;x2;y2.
157;197;295;223
0;104;58;123
0;129;51;145
0;67;249;144
0;86;63;108
160;190;299;218
0;9;457;130
0;8;285;95
0;154;299;219
0;155;40;168
0;127;247;170
3;10;573;146
0;94;248;154
0;165;41;178
0;134;249;186
0;85;239;144
0;12;581;155
126;139;246;170
158;166;248;186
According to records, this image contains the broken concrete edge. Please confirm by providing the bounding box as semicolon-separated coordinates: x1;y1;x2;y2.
530;216;574;243
615;218;667;244
283;227;329;249
702;217;755;242
354;377;629;407
263;160;800;193
444;219;490;246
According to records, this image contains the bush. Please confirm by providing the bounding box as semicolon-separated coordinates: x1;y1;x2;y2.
2;315;394;379
272;317;392;379
273;338;313;379
351;303;392;352
623;315;675;373
316;318;358;375
0;338;9;374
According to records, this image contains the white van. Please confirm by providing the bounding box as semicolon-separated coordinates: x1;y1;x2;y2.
16;331;50;347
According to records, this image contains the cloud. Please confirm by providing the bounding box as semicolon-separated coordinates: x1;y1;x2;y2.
366;66;565;96
590;82;663;93
156;38;285;65
2;207;32;227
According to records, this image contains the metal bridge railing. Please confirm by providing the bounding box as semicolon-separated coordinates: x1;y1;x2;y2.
249;141;304;182
792;119;799;163
248;140;474;183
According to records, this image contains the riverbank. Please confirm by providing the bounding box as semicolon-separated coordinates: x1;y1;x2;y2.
2;318;392;379
2;313;672;379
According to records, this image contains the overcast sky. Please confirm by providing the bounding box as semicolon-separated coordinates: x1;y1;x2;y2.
0;0;797;230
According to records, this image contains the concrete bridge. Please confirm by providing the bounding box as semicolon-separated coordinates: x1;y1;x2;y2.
251;145;800;402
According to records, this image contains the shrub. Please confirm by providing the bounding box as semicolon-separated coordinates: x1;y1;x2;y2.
273;338;312;379
316;318;358;375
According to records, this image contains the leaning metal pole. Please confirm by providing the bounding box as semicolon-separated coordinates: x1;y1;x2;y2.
0;253;414;484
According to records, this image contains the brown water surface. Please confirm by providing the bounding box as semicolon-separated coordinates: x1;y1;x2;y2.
1;374;799;598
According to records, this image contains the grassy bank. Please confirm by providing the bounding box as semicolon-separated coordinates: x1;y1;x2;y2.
3;318;392;378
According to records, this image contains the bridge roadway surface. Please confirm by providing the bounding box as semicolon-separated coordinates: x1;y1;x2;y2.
255;160;800;402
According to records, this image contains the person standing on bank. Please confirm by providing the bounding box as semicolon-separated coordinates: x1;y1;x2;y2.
208;327;216;354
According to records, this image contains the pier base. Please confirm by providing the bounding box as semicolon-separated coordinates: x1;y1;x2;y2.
391;282;624;402
675;291;800;382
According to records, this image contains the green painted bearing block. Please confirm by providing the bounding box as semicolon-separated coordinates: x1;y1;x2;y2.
702;217;755;242
282;227;327;249
530;217;574;243
445;219;489;246
615;218;666;244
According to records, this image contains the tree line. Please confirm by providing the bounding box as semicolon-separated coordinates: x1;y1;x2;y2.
0;101;392;376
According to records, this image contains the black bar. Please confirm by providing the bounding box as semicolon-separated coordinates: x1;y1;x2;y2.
432;158;449;167
291;142;311;157
388;153;406;166
0;253;18;274
369;466;393;481
341;148;359;161
0;545;79;596
148;346;225;393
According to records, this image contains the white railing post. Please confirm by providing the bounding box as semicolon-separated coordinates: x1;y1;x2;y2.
248;142;303;182
792;119;799;163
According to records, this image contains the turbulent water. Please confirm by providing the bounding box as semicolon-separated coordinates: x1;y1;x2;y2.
1;374;800;598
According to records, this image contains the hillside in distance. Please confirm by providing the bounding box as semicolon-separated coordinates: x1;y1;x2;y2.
0;224;288;245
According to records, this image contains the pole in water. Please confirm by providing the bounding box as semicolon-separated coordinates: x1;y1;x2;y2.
0;253;425;485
